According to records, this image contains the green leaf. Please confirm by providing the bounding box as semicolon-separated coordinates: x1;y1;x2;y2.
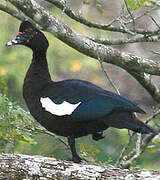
125;0;152;11
0;93;38;152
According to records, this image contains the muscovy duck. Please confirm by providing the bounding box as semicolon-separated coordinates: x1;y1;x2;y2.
6;21;158;163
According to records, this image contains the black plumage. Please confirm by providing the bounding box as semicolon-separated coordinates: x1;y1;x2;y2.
6;21;158;163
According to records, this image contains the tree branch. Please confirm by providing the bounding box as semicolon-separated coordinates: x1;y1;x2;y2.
1;2;160;46
145;108;160;124
115;132;136;167
44;0;160;36
6;0;160;74
128;71;160;103
117;105;160;169
125;7;159;25
116;108;160;168
0;154;160;179
0;2;26;21
90;34;160;45
0;0;158;103
119;133;157;169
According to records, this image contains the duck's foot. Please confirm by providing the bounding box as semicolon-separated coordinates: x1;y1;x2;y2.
67;136;87;163
65;155;86;163
72;155;82;163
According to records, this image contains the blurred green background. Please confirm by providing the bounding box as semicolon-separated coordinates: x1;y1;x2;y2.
0;0;160;170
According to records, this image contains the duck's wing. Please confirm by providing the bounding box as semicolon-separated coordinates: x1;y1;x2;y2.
40;79;145;121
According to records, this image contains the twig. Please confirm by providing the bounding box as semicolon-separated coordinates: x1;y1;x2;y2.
43;0;160;35
128;71;160;104
124;0;135;31
18;126;69;149
60;0;67;19
145;108;160;124
151;0;160;8
149;15;160;29
102;17;119;28
118;109;160;169
97;50;120;95
115;131;136;167
136;133;142;156
39;129;69;149
148;49;160;56
125;7;159;25
100;61;120;95
118;4;135;35
119;132;157;169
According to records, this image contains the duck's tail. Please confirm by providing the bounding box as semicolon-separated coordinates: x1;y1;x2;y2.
104;111;158;134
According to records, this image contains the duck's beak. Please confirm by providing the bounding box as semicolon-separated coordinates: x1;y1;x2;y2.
6;32;29;46
6;35;22;46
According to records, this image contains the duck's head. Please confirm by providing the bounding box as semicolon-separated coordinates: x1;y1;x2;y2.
6;21;49;52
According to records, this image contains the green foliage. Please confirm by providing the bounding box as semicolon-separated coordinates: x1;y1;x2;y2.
0;76;8;94
125;0;152;11
0;93;37;152
80;143;100;162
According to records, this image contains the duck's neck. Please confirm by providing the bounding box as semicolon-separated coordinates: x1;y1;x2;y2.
23;50;52;91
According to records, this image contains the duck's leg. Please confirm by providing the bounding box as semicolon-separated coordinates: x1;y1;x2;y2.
67;136;82;163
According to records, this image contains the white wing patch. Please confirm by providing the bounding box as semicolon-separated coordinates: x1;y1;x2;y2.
40;97;81;116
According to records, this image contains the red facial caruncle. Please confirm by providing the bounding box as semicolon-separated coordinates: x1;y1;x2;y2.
18;29;39;43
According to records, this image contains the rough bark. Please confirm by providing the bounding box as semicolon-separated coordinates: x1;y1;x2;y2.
0;153;160;180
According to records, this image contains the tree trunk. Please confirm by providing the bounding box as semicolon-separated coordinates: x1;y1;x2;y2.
0;153;160;179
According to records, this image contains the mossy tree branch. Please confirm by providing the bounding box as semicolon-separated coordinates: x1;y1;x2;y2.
0;154;160;179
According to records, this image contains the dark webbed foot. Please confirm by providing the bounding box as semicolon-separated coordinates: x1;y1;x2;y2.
92;131;105;141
